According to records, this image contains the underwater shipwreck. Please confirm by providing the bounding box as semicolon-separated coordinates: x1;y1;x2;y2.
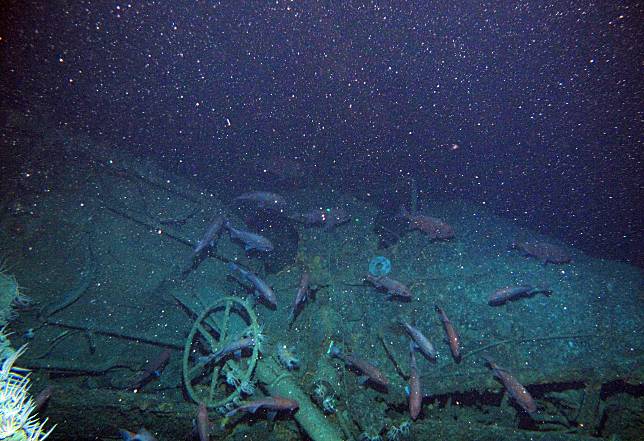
0;120;642;441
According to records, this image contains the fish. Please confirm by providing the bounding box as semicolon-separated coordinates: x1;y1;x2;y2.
234;191;287;210
400;206;454;240
400;321;437;361
408;342;422;420
228;262;277;307
295;207;350;230
39;244;95;320
194;216;225;254
435;305;461;362
119;428;158;441
289;271;310;324
366;274;412;300
196;402;210;441
247;155;306;182
224;221;274;252
158;207;199;228
202;335;256;365
225;396;299;418
129;349;171;391
482;355;538;416
34;385;54;411
488;285;552;306
511;240;571;265
327;341;389;388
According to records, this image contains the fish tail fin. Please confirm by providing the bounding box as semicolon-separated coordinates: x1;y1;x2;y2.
385;316;405;335
481;354;495;367
508;239;522;252
532;283;552;296
118;430;135;441
224;406;240;418
481;355;508;374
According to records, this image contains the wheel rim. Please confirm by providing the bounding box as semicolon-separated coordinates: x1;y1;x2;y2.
182;296;260;407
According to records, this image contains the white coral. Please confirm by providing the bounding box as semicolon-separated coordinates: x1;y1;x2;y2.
276;344;300;371
398;421;411;437
239;379;255;396
11;293;34;310
322;396;336;414
313;383;327;400
385;426;401;441
0;270;21;324
0;267;55;441
224;364;241;388
0;345;55;440
0;327;14;361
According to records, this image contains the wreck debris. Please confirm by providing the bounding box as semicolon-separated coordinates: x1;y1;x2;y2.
39;245;96;321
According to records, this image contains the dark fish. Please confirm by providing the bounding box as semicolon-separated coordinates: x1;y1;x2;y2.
34;385;54;411
248;155;306;182
327;341;389;388
204;335;256;364
296;207;350;230
435;305;461;362
400;206;454;240
158;207;198;228
289;271;310;324
511;240;571;265
482;355;538;416
366;274;412;300
119;428;158;441
234;191;287;210
224;221;274;252
194;216;225;254
401;321;437;361
488;285;552;306
228;262;277;306
408;342;422;420
225;396;299;418
129;349;171;391
196;402;210;441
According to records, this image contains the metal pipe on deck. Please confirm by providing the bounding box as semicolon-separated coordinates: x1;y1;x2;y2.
255;357;346;441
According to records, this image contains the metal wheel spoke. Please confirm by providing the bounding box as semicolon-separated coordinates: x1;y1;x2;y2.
205;317;224;337
219;300;233;341
209;364;222;401
188;362;207;382
242;325;255;337
183;296;260;408
196;324;218;350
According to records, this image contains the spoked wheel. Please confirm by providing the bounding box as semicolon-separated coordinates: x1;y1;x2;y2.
182;296;261;407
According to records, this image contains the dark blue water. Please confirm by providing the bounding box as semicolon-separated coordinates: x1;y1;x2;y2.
0;2;642;441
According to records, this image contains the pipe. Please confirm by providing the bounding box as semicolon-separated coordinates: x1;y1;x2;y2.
255;357;346;441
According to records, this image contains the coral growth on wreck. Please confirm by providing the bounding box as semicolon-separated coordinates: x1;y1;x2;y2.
0;343;55;440
276;343;300;370
0;266;54;440
0;265;25;324
310;379;337;414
